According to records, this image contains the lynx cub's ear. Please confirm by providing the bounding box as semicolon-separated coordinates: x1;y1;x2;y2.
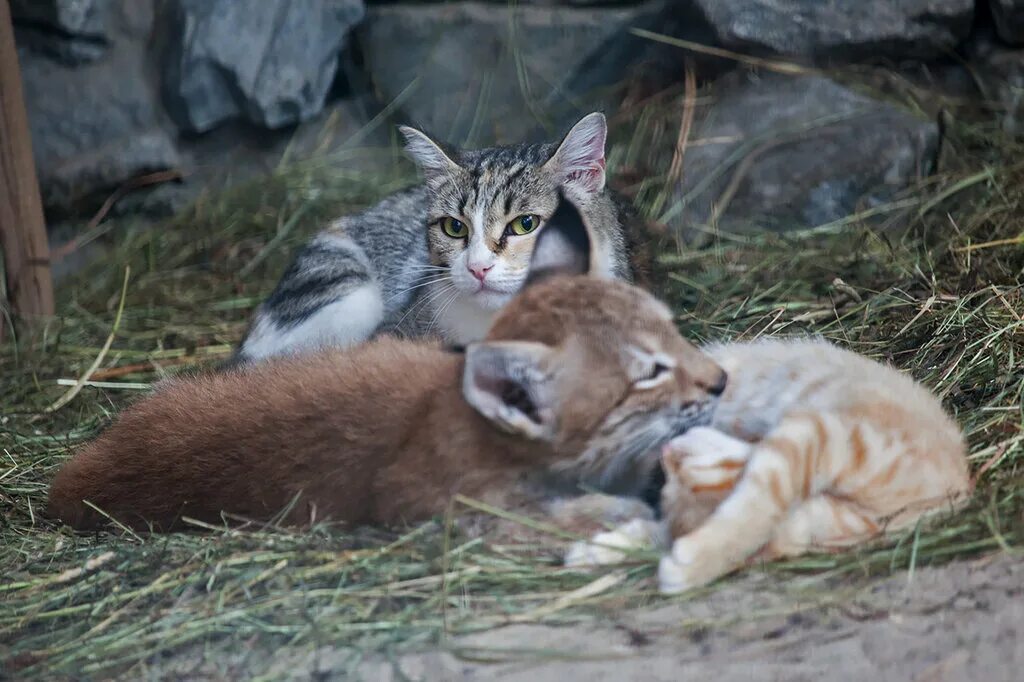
524;192;592;287
544;112;607;194
399;125;460;178
463;341;557;441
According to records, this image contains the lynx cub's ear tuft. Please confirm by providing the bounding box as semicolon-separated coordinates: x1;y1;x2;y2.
463;341;557;441
544;112;607;194
524;192;592;287
399;125;460;177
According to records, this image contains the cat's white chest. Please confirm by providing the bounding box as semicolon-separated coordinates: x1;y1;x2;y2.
433;294;497;344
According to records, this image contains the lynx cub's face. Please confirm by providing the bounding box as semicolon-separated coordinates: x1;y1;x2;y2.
461;194;726;493
400;113;611;314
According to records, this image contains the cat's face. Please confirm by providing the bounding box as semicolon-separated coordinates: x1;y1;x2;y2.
461;193;727;494
401;113;608;312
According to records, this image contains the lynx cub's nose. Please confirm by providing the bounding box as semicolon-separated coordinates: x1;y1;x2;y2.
705;371;728;397
468;263;494;282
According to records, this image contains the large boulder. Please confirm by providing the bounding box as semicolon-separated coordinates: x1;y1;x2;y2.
668;73;939;235
162;0;366;133
991;1;1024;45
10;0;109;38
10;0;111;64
18;1;180;212
966;37;1024;136
357;1;688;146
692;0;974;61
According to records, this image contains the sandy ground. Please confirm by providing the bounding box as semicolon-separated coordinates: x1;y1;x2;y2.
165;553;1023;681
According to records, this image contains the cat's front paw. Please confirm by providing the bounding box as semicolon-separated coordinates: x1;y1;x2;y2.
662;427;751;494
664;426;751;464
564;519;663;568
657;538;716;594
657;554;695;594
565;541;617;568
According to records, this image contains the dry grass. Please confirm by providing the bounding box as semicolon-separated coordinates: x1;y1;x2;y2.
2;84;1023;679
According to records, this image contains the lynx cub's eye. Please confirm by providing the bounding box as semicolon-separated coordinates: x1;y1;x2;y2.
506;214;540;236
635;360;673;389
440;217;468;239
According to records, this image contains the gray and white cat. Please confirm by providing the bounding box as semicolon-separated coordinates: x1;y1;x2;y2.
237;113;633;363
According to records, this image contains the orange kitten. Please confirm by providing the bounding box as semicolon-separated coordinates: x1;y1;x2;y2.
567;338;971;594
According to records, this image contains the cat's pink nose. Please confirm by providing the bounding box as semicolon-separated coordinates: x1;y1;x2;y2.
468;263;493;282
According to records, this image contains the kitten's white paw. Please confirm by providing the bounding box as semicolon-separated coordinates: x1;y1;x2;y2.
665;427;750;463
663;427;752;491
657;539;709;594
657;554;694;594
565;541;618;568
565;519;662;568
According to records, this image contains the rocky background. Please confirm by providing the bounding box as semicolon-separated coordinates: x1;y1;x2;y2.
12;0;1024;243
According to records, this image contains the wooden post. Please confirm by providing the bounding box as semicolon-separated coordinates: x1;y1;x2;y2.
0;0;54;337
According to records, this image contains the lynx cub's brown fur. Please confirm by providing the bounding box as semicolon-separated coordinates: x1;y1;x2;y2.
47;194;725;537
567;338;971;594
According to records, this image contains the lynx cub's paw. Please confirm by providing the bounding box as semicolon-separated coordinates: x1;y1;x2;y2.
565;519;667;568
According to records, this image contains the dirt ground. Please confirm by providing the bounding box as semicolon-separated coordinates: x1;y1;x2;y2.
158;553;1023;681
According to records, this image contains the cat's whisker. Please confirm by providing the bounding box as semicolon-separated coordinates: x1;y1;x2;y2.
392;282;457;331
385;276;453;303
403;265;449;272
377;269;450;287
425;290;462;332
414;282;458;312
424;286;460;320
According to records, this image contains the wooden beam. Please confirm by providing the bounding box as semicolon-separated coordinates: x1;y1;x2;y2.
0;0;54;337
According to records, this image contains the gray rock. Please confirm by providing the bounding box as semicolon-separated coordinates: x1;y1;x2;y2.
970;42;1024;136
668;73;939;235
991;1;1024;45
11;0;112;64
10;0;109;38
162;0;366;134
357;1;677;146
692;0;974;61
18;1;181;212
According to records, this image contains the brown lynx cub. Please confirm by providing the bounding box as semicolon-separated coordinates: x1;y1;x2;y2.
46;194;725;536
567;337;972;594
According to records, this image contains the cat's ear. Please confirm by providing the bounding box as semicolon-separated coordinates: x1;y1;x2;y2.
523;192;591;286
399;125;459;177
543;112;607;194
463;341;557;441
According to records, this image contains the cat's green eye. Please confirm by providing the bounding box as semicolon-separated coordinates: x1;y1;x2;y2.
507;214;540;236
440;217;468;239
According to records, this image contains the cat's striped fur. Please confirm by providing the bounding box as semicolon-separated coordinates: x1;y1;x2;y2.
237;113;633;363
567;338;971;594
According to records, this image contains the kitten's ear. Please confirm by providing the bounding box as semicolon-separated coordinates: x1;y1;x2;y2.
463;341;557;441
543;112;607;194
399;125;459;177
524;192;591;287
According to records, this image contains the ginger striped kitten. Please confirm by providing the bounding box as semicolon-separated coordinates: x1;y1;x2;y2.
46;193;724;536
568;337;971;594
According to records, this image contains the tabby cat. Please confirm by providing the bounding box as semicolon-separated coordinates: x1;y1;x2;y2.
567;337;971;594
237;112;633;363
